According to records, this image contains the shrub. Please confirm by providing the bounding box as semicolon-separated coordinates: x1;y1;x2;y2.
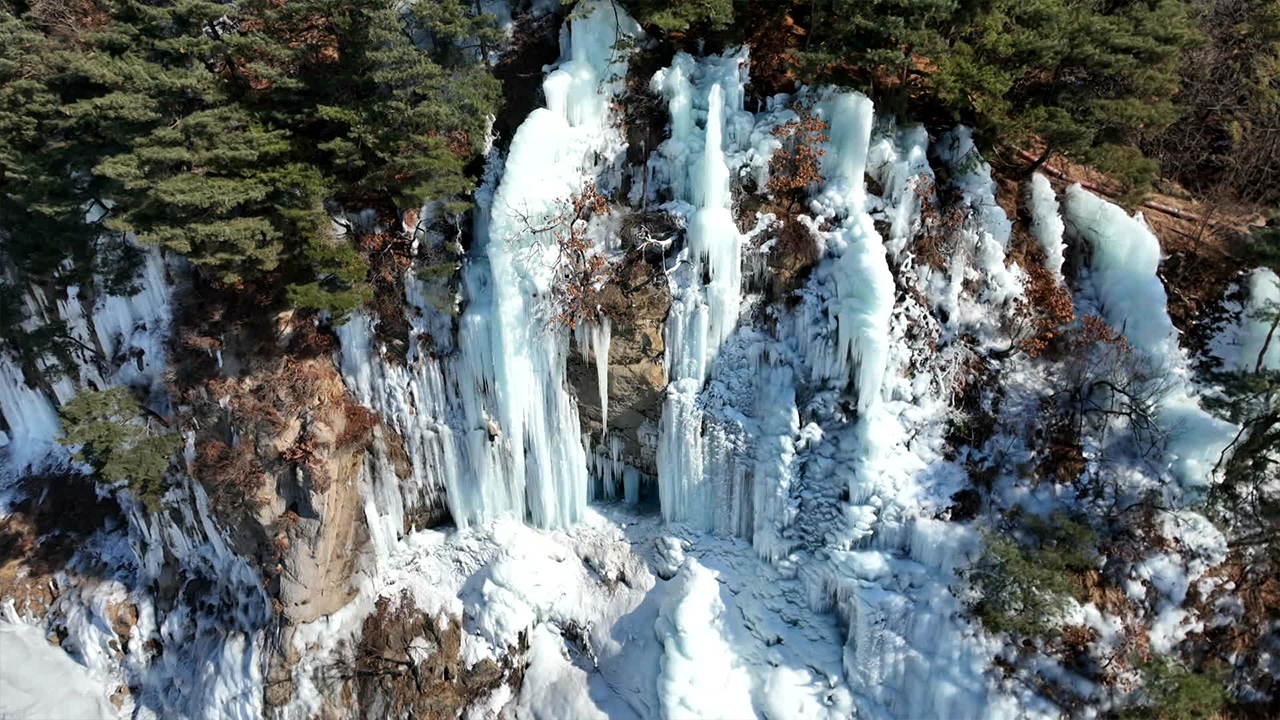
767;102;830;211
1126;656;1227;720
964;512;1097;637
58;388;180;510
194;439;268;512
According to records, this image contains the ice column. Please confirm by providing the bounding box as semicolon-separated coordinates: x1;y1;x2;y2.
1027;173;1067;281
654;560;756;720
465;0;640;528
812;93;894;413
1239;268;1280;372
334;1;641;532
653;51;751;528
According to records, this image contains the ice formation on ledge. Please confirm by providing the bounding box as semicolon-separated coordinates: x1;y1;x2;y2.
1062;184;1236;489
1239;268;1280;371
867;123;932;261
655;560;756;720
3;10;1255;719
1027;173;1067;281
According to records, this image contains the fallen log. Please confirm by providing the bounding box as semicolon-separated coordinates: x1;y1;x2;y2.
1013;149;1208;225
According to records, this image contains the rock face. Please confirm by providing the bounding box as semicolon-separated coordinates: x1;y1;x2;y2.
568;250;671;474
273;410;369;623
177;319;376;625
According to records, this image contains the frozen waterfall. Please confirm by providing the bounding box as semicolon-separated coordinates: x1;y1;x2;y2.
337;1;642;534
1063;185;1236;489
653;50;756;530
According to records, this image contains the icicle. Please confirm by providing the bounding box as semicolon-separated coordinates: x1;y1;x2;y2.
1027;173;1067;282
591;317;611;439
1239;268;1280;372
623;466;640;505
0;354;62;472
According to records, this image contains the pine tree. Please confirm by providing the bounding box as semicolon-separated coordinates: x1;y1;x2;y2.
4;0;499;320
59;387;180;509
935;0;1200;189
797;0;1200;192
1129;656;1227;720
617;0;735;32
0;5;141;290
797;0;968;111
96;106;300;283
229;0;499;211
964;512;1097;637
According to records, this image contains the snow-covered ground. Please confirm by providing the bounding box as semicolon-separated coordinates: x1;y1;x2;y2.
279;505;851;720
0;605;116;719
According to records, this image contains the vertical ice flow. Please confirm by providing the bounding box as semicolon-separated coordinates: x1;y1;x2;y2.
1063;184;1235;489
813;93;893;414
464;0;639;528
1240;268;1280;372
654;51;751;529
1027;174;1067;282
334;0;642;531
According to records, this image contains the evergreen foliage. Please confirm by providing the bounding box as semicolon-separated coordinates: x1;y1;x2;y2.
798;0;1201;192
0;0;498;320
1127;656;1227;720
0;5;142;289
964;512;1097;637
616;0;735;31
58;387;180;509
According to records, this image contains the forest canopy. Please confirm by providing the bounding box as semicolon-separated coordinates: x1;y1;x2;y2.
0;0;499;317
2;0;1277;329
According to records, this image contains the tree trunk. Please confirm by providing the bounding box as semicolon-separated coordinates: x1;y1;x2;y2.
1023;145;1054;178
1255;310;1279;374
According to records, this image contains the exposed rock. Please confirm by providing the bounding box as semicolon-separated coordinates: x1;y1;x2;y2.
109;685;131;710
105;600;138;645
0;472;125;618
179;350;374;625
290;592;525;720
275;447;366;623
263;643;297;708
569;247;671;473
